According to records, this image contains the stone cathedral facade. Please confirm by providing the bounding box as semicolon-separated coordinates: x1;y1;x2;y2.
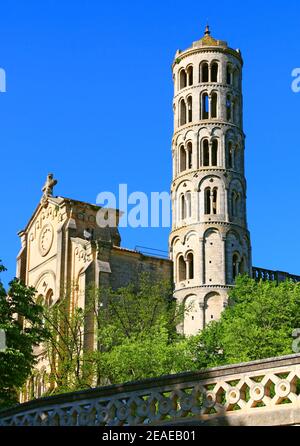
169;26;252;335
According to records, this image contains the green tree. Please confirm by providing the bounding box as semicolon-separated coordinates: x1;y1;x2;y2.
92;273;194;385
97;327;194;384
43;300;92;395
43;274;193;391
0;263;49;409
190;275;300;369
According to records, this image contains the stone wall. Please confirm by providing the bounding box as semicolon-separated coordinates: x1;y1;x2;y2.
109;247;173;290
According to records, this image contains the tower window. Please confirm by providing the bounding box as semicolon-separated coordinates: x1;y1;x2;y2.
180;70;187;89
201;62;209;83
211;63;218;82
187;66;193;86
212;140;218;166
202;93;209;120
180;145;186;172
212;188;218;215
187;142;193;170
187;252;194;280
205;188;211;215
181;194;186;220
205;187;218;215
180;100;187;126
178;255;186;282
203;139;209;166
187;96;193;123
211;92;218;118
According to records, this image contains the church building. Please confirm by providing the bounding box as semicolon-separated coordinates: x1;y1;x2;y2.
16;26;300;400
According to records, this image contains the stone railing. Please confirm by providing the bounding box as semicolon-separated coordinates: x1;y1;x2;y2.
1;354;300;426
252;267;300;284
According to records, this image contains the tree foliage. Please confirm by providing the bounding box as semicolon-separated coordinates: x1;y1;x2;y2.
190;275;300;369
0;263;48;409
19;273;300;400
43;300;92;395
93;274;192;385
44;274;193;391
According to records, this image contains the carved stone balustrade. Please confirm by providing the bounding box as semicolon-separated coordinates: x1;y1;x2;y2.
1;354;300;426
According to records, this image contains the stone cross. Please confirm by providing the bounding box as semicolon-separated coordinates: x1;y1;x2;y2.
42;173;57;199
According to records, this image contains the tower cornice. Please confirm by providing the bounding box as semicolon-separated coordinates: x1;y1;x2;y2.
172;121;245;143
172;47;243;70
173;82;242;101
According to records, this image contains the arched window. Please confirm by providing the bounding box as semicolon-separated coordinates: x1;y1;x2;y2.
212;140;218;166
205;187;218;215
211;92;218;118
212;188;218;215
187;66;193;86
178;255;186;282
181;194;186;220
187;253;194;280
187;96;193;123
211;63;218;82
180;100;187;126
202;93;209;119
187;142;193;170
226;95;232;121
180;145;186;172
205;188;211;215
201;62;209;83
180;70;187;89
203;139;209;166
186;192;192;218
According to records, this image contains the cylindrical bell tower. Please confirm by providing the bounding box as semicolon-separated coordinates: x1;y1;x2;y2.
169;26;252;335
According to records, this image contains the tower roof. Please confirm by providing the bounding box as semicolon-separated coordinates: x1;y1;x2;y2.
194;24;228;48
174;25;242;65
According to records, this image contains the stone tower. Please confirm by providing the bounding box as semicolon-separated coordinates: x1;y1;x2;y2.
169;26;252;335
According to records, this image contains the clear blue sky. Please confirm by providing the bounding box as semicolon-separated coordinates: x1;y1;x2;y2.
0;0;300;285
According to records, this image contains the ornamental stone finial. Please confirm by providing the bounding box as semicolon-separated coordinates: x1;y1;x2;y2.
41;173;57;201
204;24;211;36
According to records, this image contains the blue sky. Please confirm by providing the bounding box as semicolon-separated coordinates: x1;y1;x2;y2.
0;0;300;285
